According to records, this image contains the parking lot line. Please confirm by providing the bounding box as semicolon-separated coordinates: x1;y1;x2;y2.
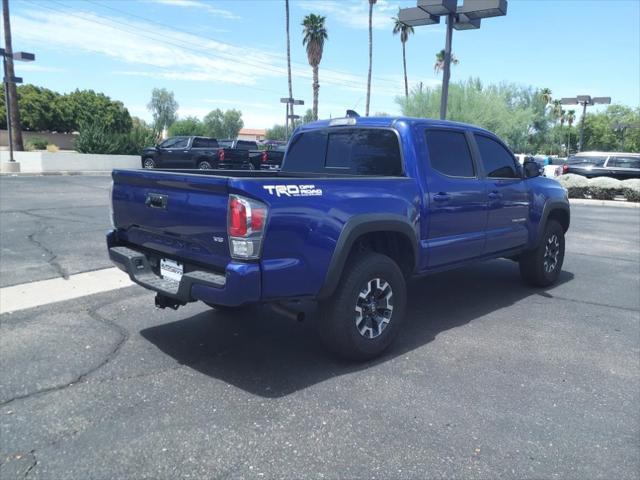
0;268;134;314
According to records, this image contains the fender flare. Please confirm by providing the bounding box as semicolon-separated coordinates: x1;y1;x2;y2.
317;214;419;299
534;201;570;245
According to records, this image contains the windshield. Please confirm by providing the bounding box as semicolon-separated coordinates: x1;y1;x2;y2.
568;155;607;167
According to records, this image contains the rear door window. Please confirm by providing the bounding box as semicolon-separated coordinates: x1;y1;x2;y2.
284;128;402;175
609;156;640;169
425;130;475;177
475;134;518;178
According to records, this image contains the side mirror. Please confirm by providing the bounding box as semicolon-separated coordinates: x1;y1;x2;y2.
523;159;542;178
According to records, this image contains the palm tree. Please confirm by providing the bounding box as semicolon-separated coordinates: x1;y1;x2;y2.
393;10;414;99
285;0;293;137
540;88;552;106
434;49;458;75
552;99;563;124
560;109;566;127
302;14;328;121
365;0;377;116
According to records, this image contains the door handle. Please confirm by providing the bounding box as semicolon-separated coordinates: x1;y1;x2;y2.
488;191;502;200
433;193;451;202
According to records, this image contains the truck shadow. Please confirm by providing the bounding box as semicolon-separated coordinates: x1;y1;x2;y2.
140;259;574;398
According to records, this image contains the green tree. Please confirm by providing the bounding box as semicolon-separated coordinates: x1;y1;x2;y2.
203;108;224;138
168;116;205;137
365;0;377;116
266;124;287;141
60;89;132;133
147;88;178;134
302;108;314;124
222;109;244;138
434;49;458;75
302;13;328;120
540;87;552;106
392;10;414;99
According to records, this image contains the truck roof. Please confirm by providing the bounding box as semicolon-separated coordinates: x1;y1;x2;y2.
297;116;495;136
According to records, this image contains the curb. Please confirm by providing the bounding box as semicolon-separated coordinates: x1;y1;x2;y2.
0;171;113;177
569;198;640;208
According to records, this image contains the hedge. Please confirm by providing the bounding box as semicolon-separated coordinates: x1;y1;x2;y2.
557;174;589;198
557;175;639;202
621;179;640;202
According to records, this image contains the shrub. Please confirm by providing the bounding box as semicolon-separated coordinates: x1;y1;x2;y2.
621;179;640;203
588;177;622;200
25;137;48;150
557;174;589;198
75;121;155;155
46;144;59;153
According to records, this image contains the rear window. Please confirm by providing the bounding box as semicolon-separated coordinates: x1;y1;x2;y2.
284;128;402;176
425;130;475;177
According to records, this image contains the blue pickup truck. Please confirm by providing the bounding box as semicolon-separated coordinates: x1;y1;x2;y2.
108;116;570;360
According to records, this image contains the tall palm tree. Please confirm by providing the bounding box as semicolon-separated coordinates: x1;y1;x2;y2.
365;0;377;116
552;99;563;124
560;109;566;127
285;0;293;136
393;10;414;99
302;14;328;121
433;49;458;74
540;88;552;106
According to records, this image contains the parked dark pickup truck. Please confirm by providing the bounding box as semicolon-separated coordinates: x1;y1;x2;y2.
111;116;570;360
141;136;220;169
257;145;286;170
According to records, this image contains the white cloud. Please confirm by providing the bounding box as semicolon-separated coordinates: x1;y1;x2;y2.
150;0;239;19
297;0;399;30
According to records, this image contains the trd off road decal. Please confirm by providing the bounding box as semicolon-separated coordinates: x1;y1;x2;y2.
262;185;323;197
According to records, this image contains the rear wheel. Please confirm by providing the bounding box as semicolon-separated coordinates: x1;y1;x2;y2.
142;157;156;169
318;252;407;361
197;160;213;170
519;219;565;287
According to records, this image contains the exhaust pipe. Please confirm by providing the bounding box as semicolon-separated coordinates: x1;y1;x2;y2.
155;294;186;310
271;303;305;322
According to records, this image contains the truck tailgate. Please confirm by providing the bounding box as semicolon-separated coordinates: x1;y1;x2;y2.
112;169;231;270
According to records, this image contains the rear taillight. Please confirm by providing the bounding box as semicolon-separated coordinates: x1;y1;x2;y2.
218;150;225;161
261;152;268;163
228;194;268;259
562;164;568;174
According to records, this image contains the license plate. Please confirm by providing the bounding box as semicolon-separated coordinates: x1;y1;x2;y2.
160;258;183;282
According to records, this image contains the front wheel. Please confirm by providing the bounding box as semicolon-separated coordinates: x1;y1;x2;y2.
519;219;565;287
318;252;407;361
142;157;156;169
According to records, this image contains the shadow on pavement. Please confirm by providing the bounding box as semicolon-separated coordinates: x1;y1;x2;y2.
140;259;574;398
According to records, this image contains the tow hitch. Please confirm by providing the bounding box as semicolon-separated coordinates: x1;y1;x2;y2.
155;294;186;310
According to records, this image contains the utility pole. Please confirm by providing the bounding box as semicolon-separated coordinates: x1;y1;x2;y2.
3;0;23;152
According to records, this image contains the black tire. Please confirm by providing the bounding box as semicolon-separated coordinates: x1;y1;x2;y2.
142;157;156;169
197;160;213;170
519;219;565;287
318;252;407;361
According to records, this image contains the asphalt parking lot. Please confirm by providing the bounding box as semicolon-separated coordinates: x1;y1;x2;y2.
1;175;639;479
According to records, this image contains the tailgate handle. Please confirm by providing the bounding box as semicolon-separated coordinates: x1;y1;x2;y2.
145;193;168;209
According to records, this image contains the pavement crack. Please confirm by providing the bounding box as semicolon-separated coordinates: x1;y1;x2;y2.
23;450;37;479
538;292;639;312
0;309;129;407
26;223;69;280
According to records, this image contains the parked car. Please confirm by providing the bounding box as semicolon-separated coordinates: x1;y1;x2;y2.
563;151;640;179
515;154;561;178
110;116;569;360
257;145;286;170
141;136;220;169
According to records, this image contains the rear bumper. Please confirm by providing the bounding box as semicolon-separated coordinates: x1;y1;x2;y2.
107;231;260;306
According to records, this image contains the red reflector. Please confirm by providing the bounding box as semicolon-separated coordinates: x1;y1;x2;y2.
562;164;568;173
218;150;225;161
261;152;268;163
229;197;247;236
251;207;265;231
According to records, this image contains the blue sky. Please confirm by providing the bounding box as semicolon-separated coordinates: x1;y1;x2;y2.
9;0;640;129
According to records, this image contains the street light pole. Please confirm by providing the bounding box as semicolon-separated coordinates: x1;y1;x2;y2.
578;101;588;153
561;95;610;152
2;53;13;161
440;13;454;120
